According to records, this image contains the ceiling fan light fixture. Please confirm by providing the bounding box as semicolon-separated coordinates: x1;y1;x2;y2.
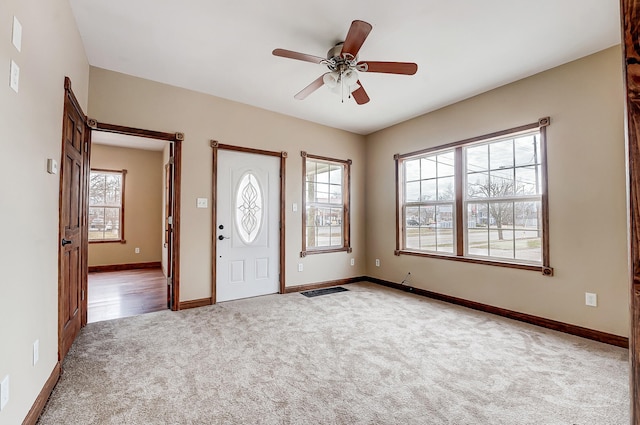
342;69;358;86
323;72;339;89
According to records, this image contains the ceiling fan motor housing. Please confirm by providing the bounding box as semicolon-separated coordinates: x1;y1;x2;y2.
326;42;359;72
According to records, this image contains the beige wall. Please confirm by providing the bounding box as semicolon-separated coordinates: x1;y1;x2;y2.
0;0;89;423
88;144;164;267
88;67;368;301
366;46;628;337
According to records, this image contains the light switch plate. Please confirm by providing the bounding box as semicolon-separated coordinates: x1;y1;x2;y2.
292;203;297;212
12;17;22;51
33;340;39;366
47;158;58;174
585;292;597;307
10;60;19;93
196;198;208;208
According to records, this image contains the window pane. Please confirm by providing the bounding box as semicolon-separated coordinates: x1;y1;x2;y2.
316;227;331;247
105;174;121;206
437;152;455;177
406;206;420;228
405;181;420;202
89;173;105;206
466;144;488;172
437;177;454;201
467;202;489;256
467;171;489;199
514;135;539;166
419;226;436;251
515;166;539;196
306;182;317;203
490;139;514;170
421;205;436;227
490;169;514;197
88;207;105;240
488;202;515;259
436;204;454;253
514;201;541;262
421;179;437;201
316;183;329;202
420;157;437;179
104;207;120;239
329;165;342;185
329;183;342;204
405;159;421;181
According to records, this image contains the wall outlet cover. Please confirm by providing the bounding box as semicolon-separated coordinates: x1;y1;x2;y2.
10;60;19;93
196;198;208;208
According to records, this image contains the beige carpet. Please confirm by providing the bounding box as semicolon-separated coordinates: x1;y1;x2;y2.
38;282;629;424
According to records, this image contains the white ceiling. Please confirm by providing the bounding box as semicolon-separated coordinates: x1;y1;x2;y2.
69;0;621;135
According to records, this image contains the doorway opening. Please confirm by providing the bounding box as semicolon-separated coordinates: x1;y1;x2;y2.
86;123;182;322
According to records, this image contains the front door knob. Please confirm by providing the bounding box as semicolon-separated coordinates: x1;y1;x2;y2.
61;238;72;246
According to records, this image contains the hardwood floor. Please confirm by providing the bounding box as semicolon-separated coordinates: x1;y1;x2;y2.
88;268;167;323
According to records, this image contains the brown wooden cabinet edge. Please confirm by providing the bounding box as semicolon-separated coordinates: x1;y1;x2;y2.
367;277;628;348
22;362;61;425
88;262;161;273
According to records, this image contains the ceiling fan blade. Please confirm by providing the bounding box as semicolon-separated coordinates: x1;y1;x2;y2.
294;74;327;100
341;20;373;57
351;80;370;105
358;61;418;75
273;48;326;64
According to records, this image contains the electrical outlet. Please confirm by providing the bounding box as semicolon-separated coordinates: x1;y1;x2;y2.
135;247;140;254
585;292;598;307
196;198;208;208
375;259;380;267
1;375;9;411
33;340;39;366
350;258;355;266
298;263;303;272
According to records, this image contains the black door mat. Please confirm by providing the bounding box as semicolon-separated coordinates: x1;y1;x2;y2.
300;287;349;298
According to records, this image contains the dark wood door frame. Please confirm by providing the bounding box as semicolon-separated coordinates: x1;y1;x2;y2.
87;121;183;311
210;141;287;304
622;2;640;422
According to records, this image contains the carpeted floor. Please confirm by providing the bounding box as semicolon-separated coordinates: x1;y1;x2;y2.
38;282;629;424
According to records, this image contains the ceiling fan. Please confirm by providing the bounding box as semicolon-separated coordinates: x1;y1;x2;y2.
272;20;418;105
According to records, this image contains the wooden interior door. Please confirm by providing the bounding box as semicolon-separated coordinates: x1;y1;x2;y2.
622;1;640;422
59;78;89;361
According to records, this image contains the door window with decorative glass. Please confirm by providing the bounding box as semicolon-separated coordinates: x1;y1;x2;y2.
302;153;351;256
89;169;125;242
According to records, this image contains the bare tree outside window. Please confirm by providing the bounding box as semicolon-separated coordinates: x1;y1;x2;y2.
89;169;126;242
397;120;549;271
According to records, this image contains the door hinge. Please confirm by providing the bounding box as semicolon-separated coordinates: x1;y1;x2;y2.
81;290;85;301
84;142;88;152
168;157;175;165
168;216;173;225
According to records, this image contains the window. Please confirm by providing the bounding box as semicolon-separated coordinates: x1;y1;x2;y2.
89;169;126;243
396;118;552;275
301;152;351;256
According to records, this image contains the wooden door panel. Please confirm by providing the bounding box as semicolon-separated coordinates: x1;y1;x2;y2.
59;79;87;362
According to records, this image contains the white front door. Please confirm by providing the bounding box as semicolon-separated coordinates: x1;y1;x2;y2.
216;149;280;302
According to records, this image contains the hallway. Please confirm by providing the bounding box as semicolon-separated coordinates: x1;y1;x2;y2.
88;268;167;323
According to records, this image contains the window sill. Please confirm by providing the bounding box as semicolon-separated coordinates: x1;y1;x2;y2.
394;249;553;276
301;247;352;257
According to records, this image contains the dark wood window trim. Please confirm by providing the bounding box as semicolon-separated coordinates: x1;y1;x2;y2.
395;117;552;275
88;168;127;244
300;151;352;257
